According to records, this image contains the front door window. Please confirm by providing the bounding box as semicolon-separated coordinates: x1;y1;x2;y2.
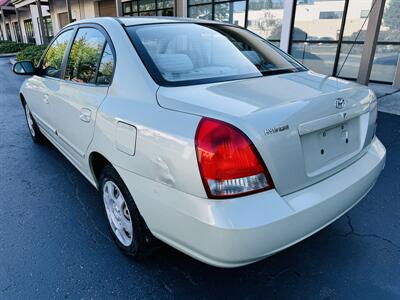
41;30;74;78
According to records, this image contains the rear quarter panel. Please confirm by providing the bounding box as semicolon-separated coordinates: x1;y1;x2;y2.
86;19;207;216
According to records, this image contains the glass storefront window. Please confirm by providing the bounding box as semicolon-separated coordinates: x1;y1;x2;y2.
186;0;399;84
123;2;132;13
157;0;174;9
214;1;246;27
291;41;338;75
247;0;284;44
188;0;284;44
370;44;399;82
336;43;363;78
122;0;174;16
157;8;174;16
336;0;373;78
293;0;346;42
337;0;399;83
189;5;212;20
139;0;156;11
189;0;210;5
290;0;346;76
370;0;400;82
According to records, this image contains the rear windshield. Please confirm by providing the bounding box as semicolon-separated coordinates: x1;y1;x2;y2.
127;23;306;86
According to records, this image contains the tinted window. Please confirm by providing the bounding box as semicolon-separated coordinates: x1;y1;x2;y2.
65;28;106;84
42;30;73;78
127;24;304;85
97;43;114;85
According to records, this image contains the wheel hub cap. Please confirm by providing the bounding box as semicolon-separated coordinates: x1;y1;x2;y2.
103;181;133;246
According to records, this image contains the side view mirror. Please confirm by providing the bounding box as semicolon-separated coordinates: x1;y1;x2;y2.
13;60;36;75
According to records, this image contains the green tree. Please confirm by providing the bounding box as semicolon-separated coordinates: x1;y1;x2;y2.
65;36;103;83
383;0;400;31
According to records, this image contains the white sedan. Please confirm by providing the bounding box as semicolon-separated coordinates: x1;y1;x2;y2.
13;17;386;268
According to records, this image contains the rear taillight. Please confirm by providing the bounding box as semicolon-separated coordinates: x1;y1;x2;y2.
195;118;274;199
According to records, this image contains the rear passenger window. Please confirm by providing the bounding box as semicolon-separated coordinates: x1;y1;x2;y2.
42;30;73;78
65;28;105;84
96;43;114;85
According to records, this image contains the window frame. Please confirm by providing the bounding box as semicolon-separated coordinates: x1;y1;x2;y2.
38;23;116;86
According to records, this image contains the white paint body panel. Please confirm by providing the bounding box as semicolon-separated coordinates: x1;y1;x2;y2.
19;17;386;267
54;81;109;165
115;121;137;156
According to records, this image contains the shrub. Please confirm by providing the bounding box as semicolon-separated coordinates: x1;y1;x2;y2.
0;41;32;54
16;44;47;65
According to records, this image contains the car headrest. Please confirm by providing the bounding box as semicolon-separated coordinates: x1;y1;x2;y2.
153;54;194;74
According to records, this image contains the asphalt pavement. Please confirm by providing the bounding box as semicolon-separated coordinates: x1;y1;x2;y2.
0;57;399;299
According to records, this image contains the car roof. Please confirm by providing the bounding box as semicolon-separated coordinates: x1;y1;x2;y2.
70;16;223;27
118;16;222;26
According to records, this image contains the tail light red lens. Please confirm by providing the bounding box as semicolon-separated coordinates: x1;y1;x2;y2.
195;118;274;198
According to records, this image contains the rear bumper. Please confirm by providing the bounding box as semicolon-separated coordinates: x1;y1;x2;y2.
117;137;386;268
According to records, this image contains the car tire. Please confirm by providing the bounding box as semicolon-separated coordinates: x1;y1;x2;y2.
23;102;46;144
99;165;158;259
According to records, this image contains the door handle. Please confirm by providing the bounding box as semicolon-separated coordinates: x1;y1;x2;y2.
79;108;92;123
43;94;49;104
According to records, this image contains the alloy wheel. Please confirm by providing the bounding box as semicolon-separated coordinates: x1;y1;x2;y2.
103;180;133;246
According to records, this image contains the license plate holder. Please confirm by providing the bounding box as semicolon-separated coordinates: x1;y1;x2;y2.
301;117;360;176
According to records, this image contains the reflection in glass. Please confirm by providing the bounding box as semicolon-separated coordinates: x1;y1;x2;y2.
65;28;106;84
139;0;156;11
291;42;337;75
371;45;400;82
42;30;73;78
122;0;173;16
293;0;345;42
157;0;173;9
342;0;372;42
14;61;34;74
291;0;345;75
97;43;114;85
337;43;363;79
123;2;132;13
157;8;174;16
189;0;210;5
339;0;399;82
189;5;212;20
131;23;304;83
214;1;246;27
247;0;284;43
337;0;372;79
379;0;400;42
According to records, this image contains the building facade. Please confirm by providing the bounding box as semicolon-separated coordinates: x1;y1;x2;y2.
0;0;399;87
1;0;52;44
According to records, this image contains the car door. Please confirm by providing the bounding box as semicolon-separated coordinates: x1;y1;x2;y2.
27;29;74;137
51;25;115;167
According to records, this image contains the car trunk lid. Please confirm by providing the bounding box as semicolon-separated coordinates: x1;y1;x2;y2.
156;71;377;195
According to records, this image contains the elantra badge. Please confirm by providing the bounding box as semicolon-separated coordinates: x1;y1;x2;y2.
336;97;346;109
264;124;289;135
